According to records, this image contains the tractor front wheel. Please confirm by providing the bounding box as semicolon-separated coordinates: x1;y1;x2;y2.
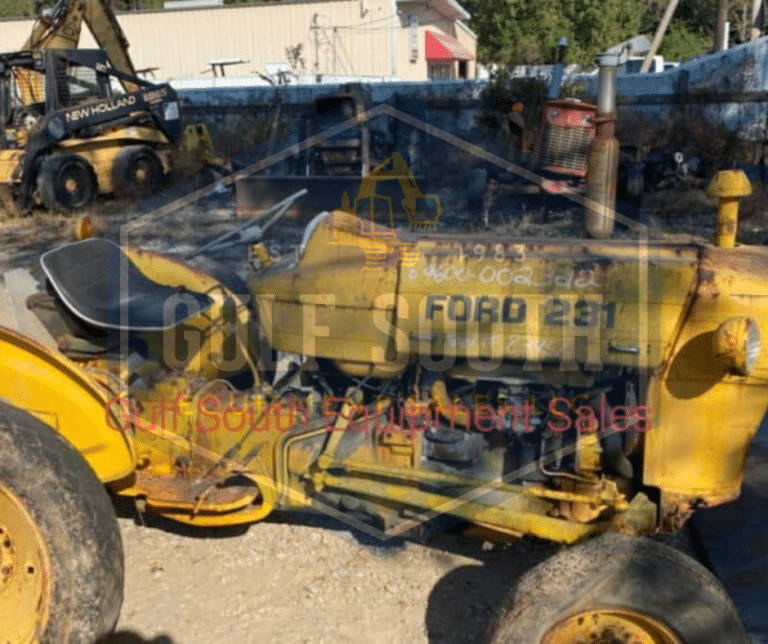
0;399;123;643
112;145;164;200
485;533;749;644
37;154;98;213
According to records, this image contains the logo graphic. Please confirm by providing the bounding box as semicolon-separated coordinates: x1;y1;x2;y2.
333;152;440;269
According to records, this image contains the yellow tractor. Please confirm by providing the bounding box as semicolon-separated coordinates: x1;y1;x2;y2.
0;167;764;642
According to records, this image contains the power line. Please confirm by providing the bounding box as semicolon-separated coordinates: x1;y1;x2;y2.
333;13;398;29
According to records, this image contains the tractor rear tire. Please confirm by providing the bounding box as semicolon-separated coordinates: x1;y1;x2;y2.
112;145;164;200
485;533;749;644
37;154;98;213
0;399;123;643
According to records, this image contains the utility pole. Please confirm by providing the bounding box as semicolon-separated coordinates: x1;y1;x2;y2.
750;0;764;40
640;0;680;73
389;0;397;78
312;13;320;82
714;0;729;50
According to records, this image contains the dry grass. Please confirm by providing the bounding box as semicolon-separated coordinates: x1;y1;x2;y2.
643;187;717;220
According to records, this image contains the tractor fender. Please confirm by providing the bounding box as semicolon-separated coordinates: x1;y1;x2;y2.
0;325;136;482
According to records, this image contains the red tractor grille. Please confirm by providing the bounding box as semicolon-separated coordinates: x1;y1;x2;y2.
537;100;597;178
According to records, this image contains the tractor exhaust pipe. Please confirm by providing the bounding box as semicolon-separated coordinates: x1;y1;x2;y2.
584;53;619;239
547;36;569;100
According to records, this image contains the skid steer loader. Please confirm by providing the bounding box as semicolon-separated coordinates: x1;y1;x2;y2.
0;48;223;214
0;164;766;642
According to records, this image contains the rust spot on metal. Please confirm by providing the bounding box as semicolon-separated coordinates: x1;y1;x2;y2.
134;470;253;507
658;492;721;534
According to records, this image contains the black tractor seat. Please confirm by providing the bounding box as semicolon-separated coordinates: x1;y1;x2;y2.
40;238;213;332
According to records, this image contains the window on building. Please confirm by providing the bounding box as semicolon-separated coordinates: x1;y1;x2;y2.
428;63;454;80
458;60;467;79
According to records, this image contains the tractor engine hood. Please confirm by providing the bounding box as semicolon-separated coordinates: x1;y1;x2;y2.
248;211;768;381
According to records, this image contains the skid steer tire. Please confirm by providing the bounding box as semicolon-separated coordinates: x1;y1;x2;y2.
485;533;749;644
112;145;164;200
0;399;123;644
37;153;98;213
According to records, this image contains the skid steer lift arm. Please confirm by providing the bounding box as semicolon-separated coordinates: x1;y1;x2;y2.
24;0;138;92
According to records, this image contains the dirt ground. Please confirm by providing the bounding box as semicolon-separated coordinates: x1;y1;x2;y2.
107;508;560;644
108;441;768;644
1;190;767;644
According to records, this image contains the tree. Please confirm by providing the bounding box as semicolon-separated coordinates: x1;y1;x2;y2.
459;0;519;65
2;0;38;18
463;0;647;67
640;0;713;60
462;0;751;67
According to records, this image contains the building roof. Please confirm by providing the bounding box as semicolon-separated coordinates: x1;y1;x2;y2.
399;0;470;21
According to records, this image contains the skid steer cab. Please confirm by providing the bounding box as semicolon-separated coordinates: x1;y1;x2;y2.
1;189;766;642
0;48;225;214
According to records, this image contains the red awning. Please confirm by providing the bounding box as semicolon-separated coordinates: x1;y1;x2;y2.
425;30;474;61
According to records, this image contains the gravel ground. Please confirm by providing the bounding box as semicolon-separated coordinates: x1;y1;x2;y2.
106;509;558;644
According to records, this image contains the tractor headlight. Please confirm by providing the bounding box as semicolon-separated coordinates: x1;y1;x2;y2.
714;316;761;376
